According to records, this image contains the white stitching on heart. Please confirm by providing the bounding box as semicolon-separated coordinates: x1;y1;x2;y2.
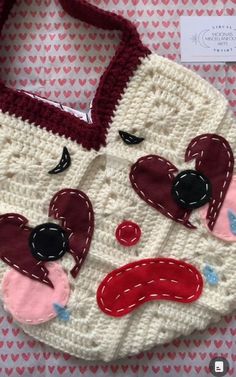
130;156;193;228
187;135;233;229
50;189;93;276
0;215;50;285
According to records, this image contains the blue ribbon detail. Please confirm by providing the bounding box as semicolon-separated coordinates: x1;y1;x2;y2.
53;303;70;321
228;210;236;235
203;265;219;286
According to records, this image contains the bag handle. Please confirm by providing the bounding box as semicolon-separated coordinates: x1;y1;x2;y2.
60;0;139;38
0;0;143;48
0;0;150;151
0;1;15;31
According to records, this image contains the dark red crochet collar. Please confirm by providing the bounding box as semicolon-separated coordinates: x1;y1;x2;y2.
0;0;150;150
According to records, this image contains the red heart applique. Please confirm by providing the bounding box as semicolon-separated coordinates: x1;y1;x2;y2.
0;189;94;286
0;214;53;286
49;189;94;278
130;134;234;230
130;155;194;229
185;134;234;230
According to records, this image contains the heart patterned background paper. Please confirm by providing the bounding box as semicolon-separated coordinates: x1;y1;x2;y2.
0;0;236;376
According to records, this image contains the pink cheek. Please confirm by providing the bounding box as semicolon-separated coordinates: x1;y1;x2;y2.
200;175;236;242
2;263;70;325
115;221;141;247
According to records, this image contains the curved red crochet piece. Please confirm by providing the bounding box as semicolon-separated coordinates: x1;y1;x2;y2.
0;0;150;151
97;258;203;317
185;134;234;230
130;155;195;229
49;189;94;278
0;214;52;287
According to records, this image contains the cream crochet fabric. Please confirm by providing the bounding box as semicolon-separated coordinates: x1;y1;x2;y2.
0;52;236;361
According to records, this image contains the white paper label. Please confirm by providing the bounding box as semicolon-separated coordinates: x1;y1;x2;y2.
180;16;236;62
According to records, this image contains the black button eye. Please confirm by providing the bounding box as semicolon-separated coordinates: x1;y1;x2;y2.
172;170;212;209
29;223;69;261
119;130;144;145
48;147;71;174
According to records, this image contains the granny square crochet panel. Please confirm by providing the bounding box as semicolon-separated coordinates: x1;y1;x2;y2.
0;0;236;362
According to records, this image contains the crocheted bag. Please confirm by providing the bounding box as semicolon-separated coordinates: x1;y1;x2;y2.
0;0;236;362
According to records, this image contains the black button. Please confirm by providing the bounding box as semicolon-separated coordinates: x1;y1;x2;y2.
29;223;69;261
172;170;211;209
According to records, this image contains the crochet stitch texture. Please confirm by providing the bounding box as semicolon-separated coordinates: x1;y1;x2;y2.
0;0;236;362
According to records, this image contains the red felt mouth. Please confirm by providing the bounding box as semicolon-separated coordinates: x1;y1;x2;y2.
97;258;203;317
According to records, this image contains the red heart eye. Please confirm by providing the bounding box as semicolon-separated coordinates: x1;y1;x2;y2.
130;134;234;231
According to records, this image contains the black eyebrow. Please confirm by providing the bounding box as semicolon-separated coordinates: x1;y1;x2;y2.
48;147;71;174
119;130;144;145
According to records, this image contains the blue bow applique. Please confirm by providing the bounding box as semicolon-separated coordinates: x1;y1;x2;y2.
53;303;70;321
203;265;219;286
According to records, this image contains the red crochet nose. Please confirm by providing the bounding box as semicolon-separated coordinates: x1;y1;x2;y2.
115;221;141;247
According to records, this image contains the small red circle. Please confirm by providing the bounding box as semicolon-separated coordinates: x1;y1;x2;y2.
115;221;141;247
